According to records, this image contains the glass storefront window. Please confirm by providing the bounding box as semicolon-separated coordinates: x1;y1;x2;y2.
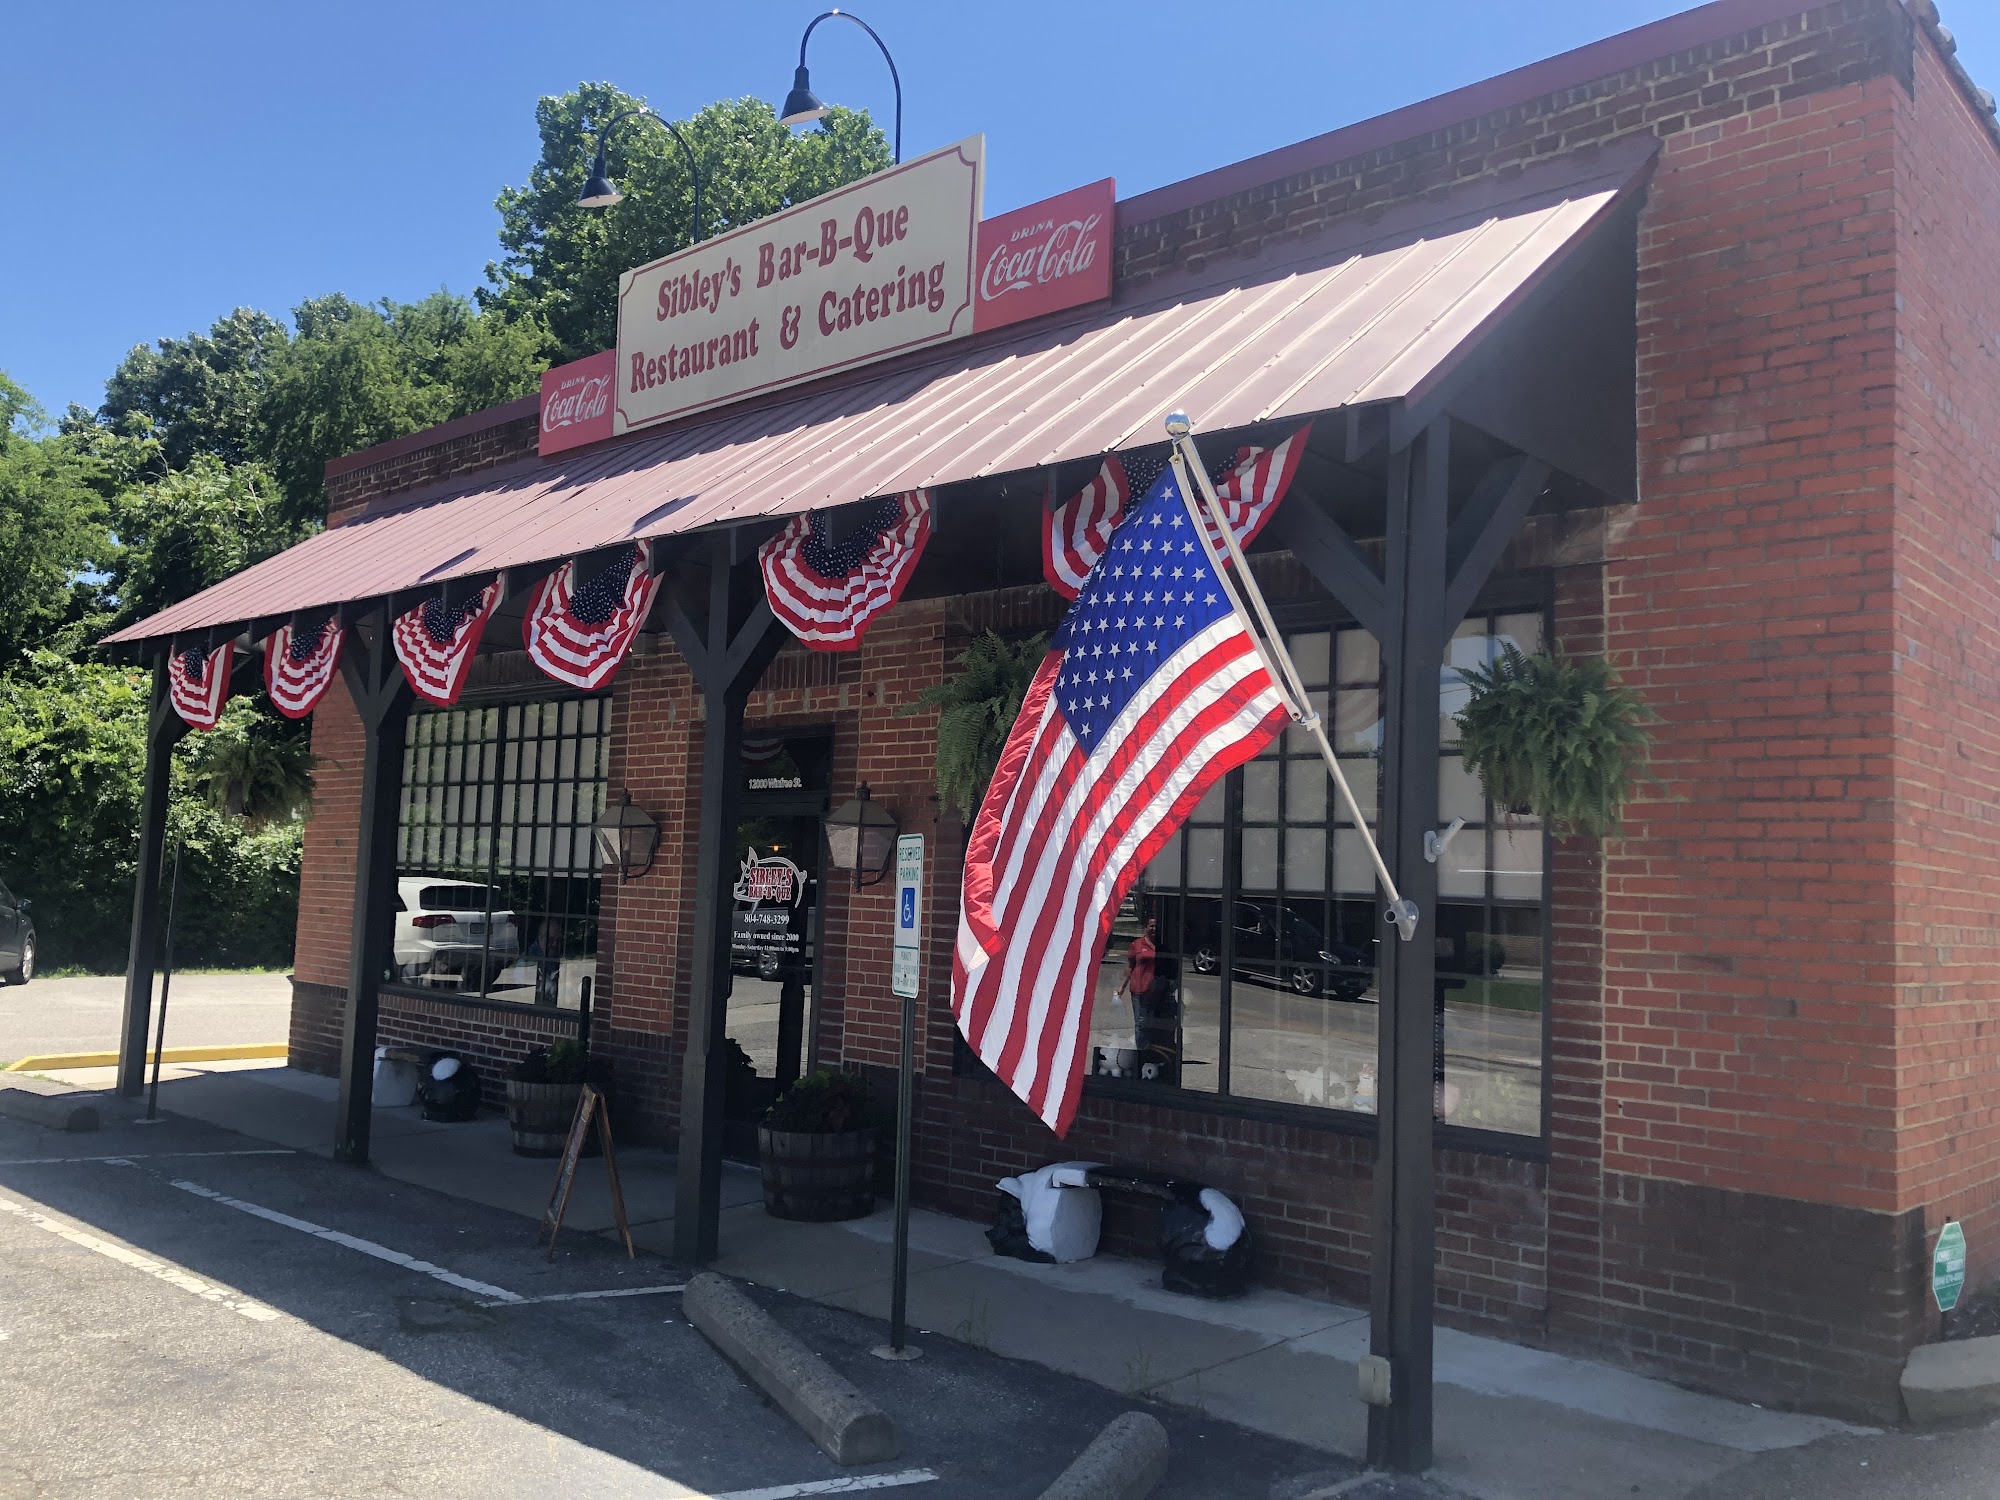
388;695;611;1007
1085;609;1548;1138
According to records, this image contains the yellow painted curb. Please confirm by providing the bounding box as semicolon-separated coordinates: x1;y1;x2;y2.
1;1043;288;1073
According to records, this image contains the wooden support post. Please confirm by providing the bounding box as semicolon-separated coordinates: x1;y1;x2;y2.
334;609;411;1165
118;661;188;1097
1368;419;1451;1473
664;538;784;1264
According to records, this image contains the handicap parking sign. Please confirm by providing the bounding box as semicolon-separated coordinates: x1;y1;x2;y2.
892;835;923;998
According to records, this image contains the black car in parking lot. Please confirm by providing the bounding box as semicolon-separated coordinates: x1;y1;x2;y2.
0;878;35;985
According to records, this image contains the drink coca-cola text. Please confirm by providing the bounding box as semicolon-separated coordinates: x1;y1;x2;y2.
980;212;1103;302
971;178;1115;335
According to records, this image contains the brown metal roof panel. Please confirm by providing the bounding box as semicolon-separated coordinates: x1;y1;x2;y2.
105;151;1651;646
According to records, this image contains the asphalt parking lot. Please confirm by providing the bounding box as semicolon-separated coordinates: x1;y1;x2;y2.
0;1101;1436;1500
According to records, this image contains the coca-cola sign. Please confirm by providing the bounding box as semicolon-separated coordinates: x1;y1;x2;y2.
972;179;1114;334
538;350;616;456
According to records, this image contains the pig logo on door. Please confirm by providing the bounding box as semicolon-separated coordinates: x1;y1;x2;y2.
733;848;806;907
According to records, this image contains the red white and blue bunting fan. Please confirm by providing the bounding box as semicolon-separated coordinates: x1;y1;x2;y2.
391;582;500;707
522;539;663;690
167;641;234;731
1042;422;1312;600
263;618;344;719
759;490;932;651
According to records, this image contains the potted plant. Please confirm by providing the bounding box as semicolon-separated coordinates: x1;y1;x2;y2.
757;1068;878;1222
906;630;1049;822
1454;645;1658;837
504;1040;604;1158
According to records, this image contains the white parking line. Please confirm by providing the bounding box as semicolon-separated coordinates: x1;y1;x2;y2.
0;1194;279;1322
169;1179;523;1303
709;1473;937;1499
478;1283;688;1309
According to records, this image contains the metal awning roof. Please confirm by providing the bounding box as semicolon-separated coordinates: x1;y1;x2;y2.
107;147;1649;646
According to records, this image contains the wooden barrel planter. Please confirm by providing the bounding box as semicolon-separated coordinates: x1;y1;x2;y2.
758;1125;878;1221
507;1080;593;1158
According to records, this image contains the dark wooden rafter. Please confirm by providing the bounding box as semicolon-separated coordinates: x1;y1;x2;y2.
332;605;411;1165
662;530;786;1265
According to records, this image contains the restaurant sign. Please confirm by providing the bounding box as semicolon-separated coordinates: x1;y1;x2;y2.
538;349;616;456
614;136;985;436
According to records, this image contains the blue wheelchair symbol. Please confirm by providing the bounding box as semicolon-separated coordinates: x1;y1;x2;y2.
900;888;916;928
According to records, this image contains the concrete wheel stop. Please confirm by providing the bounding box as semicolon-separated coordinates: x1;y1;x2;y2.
1037;1410;1169;1500
682;1271;899;1465
1902;1332;2000;1424
0;1082;100;1133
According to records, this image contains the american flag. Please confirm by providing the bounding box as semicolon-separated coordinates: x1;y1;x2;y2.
392;583;500;706
954;460;1291;1135
1041;424;1311;600
167;641;233;731
759;491;931;650
264;618;344;719
523;540;662;690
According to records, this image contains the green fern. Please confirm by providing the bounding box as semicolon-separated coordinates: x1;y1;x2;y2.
906;630;1050;822
1453;646;1656;839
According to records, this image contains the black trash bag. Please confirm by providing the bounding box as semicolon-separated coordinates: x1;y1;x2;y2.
417;1055;481;1122
1158;1182;1251;1299
986;1189;1056;1264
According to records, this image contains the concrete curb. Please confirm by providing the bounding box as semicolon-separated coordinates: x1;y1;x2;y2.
2;1043;287;1072
1037;1410;1169;1500
682;1271;899;1465
0;1086;100;1133
1902;1333;2000;1424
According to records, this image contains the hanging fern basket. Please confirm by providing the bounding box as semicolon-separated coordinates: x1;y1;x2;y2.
905;630;1050;823
1453;646;1656;839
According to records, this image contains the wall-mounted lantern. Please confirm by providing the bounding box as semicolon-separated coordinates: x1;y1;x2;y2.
824;782;899;887
593;789;661;882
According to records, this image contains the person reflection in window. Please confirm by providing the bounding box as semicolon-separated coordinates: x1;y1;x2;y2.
1118;915;1181;1086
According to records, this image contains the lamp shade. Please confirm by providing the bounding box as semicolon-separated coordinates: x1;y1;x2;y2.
779;66;829;126
592;790;660;880
578;144;624;209
824;783;898;885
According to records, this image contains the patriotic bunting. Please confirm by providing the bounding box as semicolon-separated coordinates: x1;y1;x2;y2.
167;642;234;731
1042;423;1311;600
955;460;1290;1135
759;491;931;651
523;540;662;690
263;618;344;719
391;583;500;707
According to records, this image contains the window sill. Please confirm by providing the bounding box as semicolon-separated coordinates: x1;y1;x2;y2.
1079;1076;1549;1162
379;983;586;1024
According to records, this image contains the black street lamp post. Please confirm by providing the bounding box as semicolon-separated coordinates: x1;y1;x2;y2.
578;106;706;245
779;9;902;165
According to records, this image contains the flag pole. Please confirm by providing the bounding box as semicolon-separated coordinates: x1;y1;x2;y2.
1163;414;1417;941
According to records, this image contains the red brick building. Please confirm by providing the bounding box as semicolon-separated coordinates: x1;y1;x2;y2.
107;0;2000;1426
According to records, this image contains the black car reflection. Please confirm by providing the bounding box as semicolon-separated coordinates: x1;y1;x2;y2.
1183;900;1374;1002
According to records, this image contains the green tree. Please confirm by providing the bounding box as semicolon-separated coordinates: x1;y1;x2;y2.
100;308;290;469
109;454;304;628
481;88;892;361
0;374;112;665
258;290;552;525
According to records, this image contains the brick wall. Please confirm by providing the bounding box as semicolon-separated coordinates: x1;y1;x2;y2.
323;400;539;528
1887;31;2000;1289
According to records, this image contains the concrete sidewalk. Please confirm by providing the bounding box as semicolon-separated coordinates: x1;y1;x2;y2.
72;1061;1874;1500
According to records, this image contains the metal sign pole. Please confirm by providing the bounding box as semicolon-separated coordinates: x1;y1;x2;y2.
875;832;926;1361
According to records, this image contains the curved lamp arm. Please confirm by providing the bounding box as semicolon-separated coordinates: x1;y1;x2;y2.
786;9;901;164
581;106;705;244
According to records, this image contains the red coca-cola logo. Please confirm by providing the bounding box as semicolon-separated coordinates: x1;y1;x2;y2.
543;373;610;432
973;179;1115;335
538;350;617;456
980;211;1104;302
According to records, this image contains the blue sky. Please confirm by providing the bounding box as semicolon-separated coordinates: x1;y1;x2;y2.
4;1;1995;419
